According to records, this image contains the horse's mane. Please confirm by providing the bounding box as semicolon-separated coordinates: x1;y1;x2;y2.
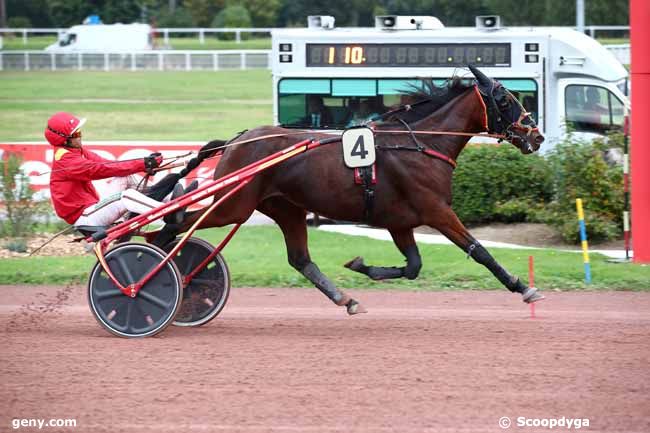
383;76;474;124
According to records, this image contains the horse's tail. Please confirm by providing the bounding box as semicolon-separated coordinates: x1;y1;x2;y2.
144;139;227;201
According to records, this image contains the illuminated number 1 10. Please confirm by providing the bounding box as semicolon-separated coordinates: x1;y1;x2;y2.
345;46;364;64
327;46;364;64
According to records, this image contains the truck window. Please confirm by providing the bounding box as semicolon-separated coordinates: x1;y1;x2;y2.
59;33;77;47
278;78;538;128
565;85;624;134
279;78;383;128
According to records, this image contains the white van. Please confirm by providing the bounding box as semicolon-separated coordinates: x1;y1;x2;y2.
271;16;630;151
45;23;153;53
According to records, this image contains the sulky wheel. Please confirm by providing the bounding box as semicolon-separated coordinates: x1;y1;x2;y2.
163;237;231;327
87;242;183;338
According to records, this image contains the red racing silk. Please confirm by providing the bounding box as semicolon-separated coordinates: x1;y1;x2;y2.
49;147;145;224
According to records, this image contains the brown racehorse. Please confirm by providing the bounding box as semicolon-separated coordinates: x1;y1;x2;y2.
158;65;545;314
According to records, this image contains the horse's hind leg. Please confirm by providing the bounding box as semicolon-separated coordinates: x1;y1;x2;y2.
258;197;367;315
344;229;422;281
429;206;543;303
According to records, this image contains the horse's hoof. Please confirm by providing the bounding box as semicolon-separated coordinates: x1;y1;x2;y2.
346;299;368;315
344;256;364;271
522;287;545;303
335;292;352;306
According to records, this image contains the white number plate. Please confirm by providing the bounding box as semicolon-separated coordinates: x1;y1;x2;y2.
342;127;376;168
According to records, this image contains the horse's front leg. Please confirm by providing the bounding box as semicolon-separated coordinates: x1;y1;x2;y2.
344;229;422;280
430;206;544;303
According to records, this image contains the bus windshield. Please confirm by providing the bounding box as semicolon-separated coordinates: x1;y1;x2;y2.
278;78;538;129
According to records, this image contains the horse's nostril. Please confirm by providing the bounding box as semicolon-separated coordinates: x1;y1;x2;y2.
535;135;545;145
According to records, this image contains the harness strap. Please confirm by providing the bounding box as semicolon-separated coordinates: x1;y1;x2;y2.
422;149;458;169
354;166;376;223
398;119;424;151
375;121;459;169
374;130;504;139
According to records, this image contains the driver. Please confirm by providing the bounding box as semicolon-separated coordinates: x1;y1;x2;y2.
45;112;184;228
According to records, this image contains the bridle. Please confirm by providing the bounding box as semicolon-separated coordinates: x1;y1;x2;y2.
476;80;539;152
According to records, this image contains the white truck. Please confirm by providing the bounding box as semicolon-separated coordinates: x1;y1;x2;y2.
271;15;630;151
45;23;153;52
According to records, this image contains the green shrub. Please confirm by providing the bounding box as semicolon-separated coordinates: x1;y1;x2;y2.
452;144;554;224
494;198;546;223
542;134;624;243
0;153;39;238
7;16;33;28
155;7;195;28
451;136;624;244
3;238;27;253
212;5;252;40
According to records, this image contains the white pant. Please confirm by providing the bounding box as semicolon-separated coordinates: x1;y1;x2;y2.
74;177;164;227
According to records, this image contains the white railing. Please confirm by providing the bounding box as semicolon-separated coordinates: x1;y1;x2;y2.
606;44;630;65
0;50;272;71
0;25;630;45
156;28;274;44
0;27;275;45
584;25;630;38
0;45;628;72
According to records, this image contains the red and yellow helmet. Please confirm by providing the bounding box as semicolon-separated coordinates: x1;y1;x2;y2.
44;112;86;146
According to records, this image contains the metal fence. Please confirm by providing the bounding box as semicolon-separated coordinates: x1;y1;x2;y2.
0;27;274;45
605;44;630;65
0;50;271;71
0;45;629;71
0;25;630;45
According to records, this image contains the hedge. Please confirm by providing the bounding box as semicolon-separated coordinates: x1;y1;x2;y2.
451;135;624;243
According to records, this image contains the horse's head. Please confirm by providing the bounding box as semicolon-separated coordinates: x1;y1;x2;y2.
469;65;544;154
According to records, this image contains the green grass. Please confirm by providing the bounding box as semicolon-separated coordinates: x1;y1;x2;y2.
1;34;58;50
1;226;648;290
0;70;272;141
1;35;270;51
163;37;271;50
597;38;629;45
2;34;627;50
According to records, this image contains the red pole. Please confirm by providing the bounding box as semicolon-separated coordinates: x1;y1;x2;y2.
631;0;650;263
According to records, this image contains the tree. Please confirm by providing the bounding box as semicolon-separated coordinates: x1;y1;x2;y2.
240;0;280;27
278;0;381;27
212;4;252;39
155;6;195;27
1;0;7;28
101;0;141;23
185;0;224;27
46;0;95;27
0;153;38;238
484;0;548;26
8;0;52;27
587;0;628;25
483;0;629;26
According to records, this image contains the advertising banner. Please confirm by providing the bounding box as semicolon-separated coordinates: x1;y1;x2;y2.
0;142;219;207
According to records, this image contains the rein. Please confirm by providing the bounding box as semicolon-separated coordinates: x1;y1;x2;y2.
373;129;505;140
371;126;506;169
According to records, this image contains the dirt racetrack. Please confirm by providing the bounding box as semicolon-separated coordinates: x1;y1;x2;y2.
1;285;649;433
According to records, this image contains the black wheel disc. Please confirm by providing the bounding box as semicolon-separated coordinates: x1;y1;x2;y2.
164;237;230;327
88;243;182;338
